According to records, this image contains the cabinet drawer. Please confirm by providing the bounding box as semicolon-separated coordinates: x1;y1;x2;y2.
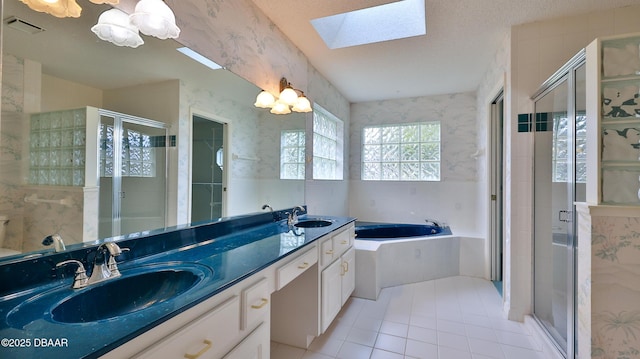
242;278;270;331
333;227;352;257
223;322;268;359
277;245;317;290
135;296;240;359
320;236;334;267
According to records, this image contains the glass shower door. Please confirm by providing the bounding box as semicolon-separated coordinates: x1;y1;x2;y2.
533;78;571;353
98;110;168;238
532;58;585;358
120;121;167;234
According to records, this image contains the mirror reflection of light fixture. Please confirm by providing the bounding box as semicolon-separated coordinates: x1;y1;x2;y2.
91;8;144;48
254;77;312;115
89;0;120;4
130;0;180;40
19;0;82;18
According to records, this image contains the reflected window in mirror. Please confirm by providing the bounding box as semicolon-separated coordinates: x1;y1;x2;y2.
280;130;305;180
312;104;344;180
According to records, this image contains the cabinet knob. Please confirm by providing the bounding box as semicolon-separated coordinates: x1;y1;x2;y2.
341;240;348;245
251;298;269;309
184;339;212;359
298;262;309;269
325;250;334;255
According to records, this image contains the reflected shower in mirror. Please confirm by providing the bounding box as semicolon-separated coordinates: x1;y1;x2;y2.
0;1;305;260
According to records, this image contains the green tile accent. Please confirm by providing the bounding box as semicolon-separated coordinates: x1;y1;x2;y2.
518;113;531;132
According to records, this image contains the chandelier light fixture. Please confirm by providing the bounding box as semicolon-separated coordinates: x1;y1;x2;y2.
254;77;312;115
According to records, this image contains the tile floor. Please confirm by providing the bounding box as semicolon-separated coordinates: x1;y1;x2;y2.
271;276;549;359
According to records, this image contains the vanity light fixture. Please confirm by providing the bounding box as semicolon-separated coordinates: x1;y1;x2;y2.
19;0;82;18
130;0;180;40
91;8;144;48
254;77;312;115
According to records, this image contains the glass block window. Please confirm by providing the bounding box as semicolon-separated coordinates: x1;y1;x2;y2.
553;112;586;183
313;105;344;180
28;108;86;186
280;130;305;180
100;125;156;178
362;122;441;181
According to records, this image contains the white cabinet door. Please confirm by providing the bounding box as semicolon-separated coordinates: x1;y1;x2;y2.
134;296;240;359
341;247;356;306
321;258;342;333
224;322;268;359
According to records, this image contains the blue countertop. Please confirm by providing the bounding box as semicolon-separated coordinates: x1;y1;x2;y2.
0;213;355;359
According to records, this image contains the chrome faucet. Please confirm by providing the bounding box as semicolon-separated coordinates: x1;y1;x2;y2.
87;242;128;285
56;259;88;289
287;205;305;226
425;218;441;227
42;234;66;252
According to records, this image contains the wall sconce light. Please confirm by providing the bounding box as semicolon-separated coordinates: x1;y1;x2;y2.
19;0;121;18
254;77;312;115
130;0;180;40
92;0;180;48
91;8;144;48
19;0;82;18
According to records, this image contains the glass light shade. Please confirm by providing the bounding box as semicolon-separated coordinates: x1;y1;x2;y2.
20;0;81;18
254;91;276;108
279;87;299;106
130;0;180;40
270;101;291;115
292;96;312;113
91;8;144;48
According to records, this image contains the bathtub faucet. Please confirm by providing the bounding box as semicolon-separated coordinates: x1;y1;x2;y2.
425;219;441;227
42;234;66;252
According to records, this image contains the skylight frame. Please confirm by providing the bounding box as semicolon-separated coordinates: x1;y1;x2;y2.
311;0;426;50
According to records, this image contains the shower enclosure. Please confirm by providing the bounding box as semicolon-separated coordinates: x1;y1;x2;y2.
532;51;586;358
98;109;169;239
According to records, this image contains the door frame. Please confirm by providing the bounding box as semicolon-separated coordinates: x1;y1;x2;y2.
188;108;230;222
489;90;505;283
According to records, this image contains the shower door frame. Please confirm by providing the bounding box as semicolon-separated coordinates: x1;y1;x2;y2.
531;50;585;359
98;109;169;238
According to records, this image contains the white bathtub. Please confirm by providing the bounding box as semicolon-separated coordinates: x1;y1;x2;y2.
353;234;486;300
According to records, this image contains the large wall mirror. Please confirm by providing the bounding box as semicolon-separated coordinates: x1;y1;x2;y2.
0;0;306;260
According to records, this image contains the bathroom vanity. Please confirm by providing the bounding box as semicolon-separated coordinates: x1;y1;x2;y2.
0;207;355;359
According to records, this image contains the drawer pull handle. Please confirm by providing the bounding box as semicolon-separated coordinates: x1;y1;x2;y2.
184;339;212;359
298;262;309;269
251;298;269;309
341;261;349;274
341;240;348;245
325;250;334;255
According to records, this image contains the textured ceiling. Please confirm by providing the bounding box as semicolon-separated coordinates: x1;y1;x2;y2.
250;0;640;103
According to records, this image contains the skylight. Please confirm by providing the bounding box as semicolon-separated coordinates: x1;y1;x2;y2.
311;0;426;49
